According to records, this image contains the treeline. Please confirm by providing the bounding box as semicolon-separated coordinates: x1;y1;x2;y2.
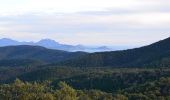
0;79;123;100
1;77;170;100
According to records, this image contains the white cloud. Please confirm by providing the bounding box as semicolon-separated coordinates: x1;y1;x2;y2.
0;0;169;46
0;0;169;15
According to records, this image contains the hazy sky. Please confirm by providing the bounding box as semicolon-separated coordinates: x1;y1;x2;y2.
0;0;170;46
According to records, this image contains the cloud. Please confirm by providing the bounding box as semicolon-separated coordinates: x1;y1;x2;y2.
0;0;169;46
0;0;170;15
1;12;170;32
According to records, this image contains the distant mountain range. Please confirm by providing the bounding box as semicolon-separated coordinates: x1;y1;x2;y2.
0;38;112;52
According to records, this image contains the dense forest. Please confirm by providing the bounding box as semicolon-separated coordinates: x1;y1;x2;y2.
0;79;115;100
0;67;170;100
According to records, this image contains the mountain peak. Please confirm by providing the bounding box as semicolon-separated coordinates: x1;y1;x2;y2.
37;39;59;45
38;39;58;43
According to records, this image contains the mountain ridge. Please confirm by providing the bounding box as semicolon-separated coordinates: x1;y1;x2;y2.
0;38;112;52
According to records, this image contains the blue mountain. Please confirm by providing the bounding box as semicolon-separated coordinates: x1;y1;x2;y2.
0;38;112;52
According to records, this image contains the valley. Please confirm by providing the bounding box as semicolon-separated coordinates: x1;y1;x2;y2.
0;37;170;99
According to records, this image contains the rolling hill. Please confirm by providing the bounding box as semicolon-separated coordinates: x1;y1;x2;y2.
0;45;87;67
56;37;170;68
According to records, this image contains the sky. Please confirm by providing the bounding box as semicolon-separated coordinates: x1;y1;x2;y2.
0;0;170;47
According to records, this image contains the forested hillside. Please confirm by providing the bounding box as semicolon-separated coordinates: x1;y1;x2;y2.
0;45;87;67
56;37;170;68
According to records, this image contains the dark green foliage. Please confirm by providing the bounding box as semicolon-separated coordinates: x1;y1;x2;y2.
0;79;114;100
13;67;170;93
1;67;168;94
1;67;170;99
1;75;170;99
123;77;170;100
